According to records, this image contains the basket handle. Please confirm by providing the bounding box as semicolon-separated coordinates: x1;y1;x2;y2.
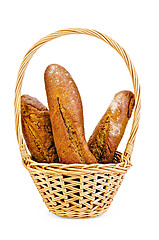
14;28;141;163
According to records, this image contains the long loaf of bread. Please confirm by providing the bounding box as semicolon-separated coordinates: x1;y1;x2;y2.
44;64;97;164
21;95;59;163
88;90;135;164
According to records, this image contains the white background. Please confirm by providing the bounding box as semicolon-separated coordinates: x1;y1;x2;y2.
1;0;159;239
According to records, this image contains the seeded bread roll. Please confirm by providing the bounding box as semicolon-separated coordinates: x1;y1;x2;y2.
44;64;97;164
21;95;59;163
88;91;135;164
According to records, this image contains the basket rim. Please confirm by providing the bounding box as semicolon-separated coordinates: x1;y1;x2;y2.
15;28;141;164
22;151;132;175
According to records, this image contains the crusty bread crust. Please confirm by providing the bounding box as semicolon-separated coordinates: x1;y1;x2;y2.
21;95;59;163
44;64;97;164
88;91;135;163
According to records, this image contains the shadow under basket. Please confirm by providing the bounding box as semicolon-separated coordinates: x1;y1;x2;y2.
15;28;141;218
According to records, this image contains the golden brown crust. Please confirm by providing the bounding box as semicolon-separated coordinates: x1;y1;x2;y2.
21;95;59;163
88;91;135;164
44;64;97;164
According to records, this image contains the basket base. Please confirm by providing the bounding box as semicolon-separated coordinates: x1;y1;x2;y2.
42;189;116;218
47;203;111;219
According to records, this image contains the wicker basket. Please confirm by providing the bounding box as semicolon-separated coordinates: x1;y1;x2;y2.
14;28;141;218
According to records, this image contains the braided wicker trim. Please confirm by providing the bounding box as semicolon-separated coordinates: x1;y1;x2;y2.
23;152;131;175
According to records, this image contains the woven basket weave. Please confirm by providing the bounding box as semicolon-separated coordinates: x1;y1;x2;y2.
14;28;141;218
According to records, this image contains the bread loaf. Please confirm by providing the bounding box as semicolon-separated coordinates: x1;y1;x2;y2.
88;90;135;164
21;95;59;163
44;64;97;164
